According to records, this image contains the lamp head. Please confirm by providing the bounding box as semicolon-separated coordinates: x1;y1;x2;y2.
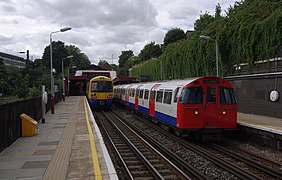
200;35;211;40
60;27;71;32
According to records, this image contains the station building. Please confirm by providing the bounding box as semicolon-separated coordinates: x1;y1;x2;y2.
0;52;26;69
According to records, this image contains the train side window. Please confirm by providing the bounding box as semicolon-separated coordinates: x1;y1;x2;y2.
139;89;144;99
220;88;237;104
130;88;133;97
164;90;172;104
180;87;202;104
173;87;180;103
132;89;135;97
206;87;216;104
131;89;134;97
136;89;140;98
144;90;149;100
156;90;163;103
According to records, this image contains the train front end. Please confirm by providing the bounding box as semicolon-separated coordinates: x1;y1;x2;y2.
177;76;237;140
87;76;114;109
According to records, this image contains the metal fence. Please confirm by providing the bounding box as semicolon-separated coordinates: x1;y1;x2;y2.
0;92;62;153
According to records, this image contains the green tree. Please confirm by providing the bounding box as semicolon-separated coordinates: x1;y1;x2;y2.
163;28;186;47
42;41;68;73
138;42;162;61
65;45;91;69
111;64;118;71
194;12;215;31
118;50;134;68
118;50;134;77
0;59;11;95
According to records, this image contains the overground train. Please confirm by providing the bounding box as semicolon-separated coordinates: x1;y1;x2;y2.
86;76;114;109
114;76;237;140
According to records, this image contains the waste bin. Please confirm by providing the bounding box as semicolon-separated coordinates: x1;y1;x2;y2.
20;113;38;137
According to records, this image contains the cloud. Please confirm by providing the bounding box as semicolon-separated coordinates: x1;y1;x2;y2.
0;0;238;64
0;35;14;44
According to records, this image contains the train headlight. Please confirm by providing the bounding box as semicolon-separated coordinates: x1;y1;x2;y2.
195;110;199;115
223;110;226;115
107;95;112;99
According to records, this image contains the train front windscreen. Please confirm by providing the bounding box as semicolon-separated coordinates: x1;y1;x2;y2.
91;81;113;92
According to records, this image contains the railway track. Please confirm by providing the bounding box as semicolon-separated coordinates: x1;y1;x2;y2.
94;110;208;179
204;143;282;179
111;106;282;179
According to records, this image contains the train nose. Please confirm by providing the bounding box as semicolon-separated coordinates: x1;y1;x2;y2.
99;100;106;106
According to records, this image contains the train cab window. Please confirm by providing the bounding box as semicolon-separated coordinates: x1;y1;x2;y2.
139;89;144;99
206;87;216;104
180;87;202;104
144;90;149;100
97;81;113;92
156;90;164;103
173;87;180;103
91;83;97;92
164;90;172;104
220;88;237;104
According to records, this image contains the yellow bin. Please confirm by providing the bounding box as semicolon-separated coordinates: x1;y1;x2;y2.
20;113;38;137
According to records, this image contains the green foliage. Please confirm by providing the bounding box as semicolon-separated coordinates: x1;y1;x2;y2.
118;50;134;68
163;28;186;47
138;42;162;61
42;41;67;73
117;50;135;77
131;0;282;80
0;96;25;105
42;41;91;74
28;86;41;97
65;45;91;69
194;13;215;31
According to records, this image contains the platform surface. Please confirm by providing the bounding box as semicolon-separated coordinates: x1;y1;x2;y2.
238;112;282;135
0;96;117;180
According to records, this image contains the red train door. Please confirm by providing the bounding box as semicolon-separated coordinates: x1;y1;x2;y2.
149;84;160;117
204;86;219;127
135;85;142;110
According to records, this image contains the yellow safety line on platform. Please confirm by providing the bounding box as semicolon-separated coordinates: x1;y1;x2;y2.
83;98;102;180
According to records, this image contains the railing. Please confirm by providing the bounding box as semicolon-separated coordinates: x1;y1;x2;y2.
0;92;62;152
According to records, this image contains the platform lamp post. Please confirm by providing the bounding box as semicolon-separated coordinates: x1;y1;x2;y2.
50;27;71;114
62;55;73;101
200;35;219;77
19;50;29;67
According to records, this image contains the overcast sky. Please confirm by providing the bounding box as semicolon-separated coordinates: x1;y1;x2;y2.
0;0;238;65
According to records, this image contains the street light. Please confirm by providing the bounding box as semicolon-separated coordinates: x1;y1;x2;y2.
62;55;73;101
50;27;71;114
19;50;29;67
200;35;219;77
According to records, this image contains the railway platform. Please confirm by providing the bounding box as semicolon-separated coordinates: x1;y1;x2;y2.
0;96;117;180
237;112;282;150
238;112;282;135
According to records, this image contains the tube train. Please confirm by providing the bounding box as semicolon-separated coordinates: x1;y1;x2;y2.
114;76;237;140
86;76;114;109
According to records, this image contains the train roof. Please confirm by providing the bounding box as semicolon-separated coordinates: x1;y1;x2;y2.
89;75;113;82
114;76;233;90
